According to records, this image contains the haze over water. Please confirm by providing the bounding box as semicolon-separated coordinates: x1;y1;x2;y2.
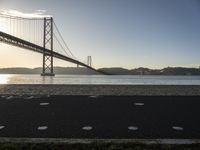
1;74;200;85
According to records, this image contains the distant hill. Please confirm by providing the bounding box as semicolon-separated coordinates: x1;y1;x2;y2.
0;67;38;74
99;67;200;75
98;67;131;75
0;67;200;75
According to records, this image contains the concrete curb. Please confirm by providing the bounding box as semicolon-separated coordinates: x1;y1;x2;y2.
0;138;200;144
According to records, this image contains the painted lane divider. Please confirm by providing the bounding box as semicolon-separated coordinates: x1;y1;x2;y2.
24;96;34;100
172;126;184;131
0;126;5;130
134;103;144;106
39;102;50;106
128;126;138;131
82;126;93;131
89;95;99;98
6;96;13;100
37;126;48;130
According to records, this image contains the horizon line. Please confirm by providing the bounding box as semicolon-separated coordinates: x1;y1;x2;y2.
0;66;200;70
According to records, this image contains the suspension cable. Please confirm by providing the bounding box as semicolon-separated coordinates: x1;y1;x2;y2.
0;14;87;65
53;33;70;57
0;14;44;20
53;21;77;60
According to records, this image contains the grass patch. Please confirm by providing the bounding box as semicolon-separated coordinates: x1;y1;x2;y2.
0;142;200;150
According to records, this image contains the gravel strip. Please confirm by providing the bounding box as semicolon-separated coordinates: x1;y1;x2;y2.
0;84;200;96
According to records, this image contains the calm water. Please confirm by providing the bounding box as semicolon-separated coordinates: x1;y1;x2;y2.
0;74;200;85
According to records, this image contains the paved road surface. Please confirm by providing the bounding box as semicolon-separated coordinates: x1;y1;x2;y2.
0;95;200;139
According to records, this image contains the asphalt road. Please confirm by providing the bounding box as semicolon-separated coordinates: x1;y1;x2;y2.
0;95;200;139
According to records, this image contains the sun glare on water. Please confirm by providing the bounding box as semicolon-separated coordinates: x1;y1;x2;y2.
0;75;11;84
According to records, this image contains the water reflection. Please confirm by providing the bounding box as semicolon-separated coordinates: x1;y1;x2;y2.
1;74;200;85
0;74;11;84
42;76;54;84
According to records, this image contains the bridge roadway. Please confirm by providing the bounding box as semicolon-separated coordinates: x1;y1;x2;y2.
0;31;108;75
0;95;200;142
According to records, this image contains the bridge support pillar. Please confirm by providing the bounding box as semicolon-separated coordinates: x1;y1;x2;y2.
41;17;55;76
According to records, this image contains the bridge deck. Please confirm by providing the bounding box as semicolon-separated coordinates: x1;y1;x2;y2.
0;31;108;75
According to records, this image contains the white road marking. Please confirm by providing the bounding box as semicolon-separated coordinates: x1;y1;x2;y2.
172;126;184;131
134;103;144;106
6;96;13;100
39;102;50;106
46;95;50;98
25;96;34;100
128;126;138;131
89;95;99;98
0;126;5;130
82;126;93;131
37;126;48;130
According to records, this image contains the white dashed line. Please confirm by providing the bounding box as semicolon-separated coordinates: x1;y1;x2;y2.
46;95;50;98
82;126;93;131
134;103;144;106
37;126;48;130
6;96;13;100
39;102;50;106
128;126;138;131
25;96;34;100
0;126;5;130
172;126;184;131
89;95;99;98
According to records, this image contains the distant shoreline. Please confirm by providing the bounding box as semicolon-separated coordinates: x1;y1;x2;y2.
0;66;200;75
0;84;200;96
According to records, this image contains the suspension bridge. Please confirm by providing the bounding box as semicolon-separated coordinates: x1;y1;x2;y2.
0;14;108;75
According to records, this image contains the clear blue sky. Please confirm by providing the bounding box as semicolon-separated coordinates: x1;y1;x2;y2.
0;0;200;69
